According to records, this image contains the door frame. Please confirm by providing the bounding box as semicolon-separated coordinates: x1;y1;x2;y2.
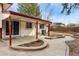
5;20;19;35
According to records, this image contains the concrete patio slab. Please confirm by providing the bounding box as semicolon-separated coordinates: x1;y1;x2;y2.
0;36;75;56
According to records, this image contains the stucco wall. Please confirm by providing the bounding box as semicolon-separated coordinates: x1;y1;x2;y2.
2;21;48;39
20;21;48;37
38;23;48;36
20;21;36;37
2;20;36;39
2;14;49;39
10;14;49;37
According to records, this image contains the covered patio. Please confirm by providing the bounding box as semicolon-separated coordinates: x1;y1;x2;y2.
2;11;52;47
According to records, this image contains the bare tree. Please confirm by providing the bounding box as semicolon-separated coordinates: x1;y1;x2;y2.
61;3;79;15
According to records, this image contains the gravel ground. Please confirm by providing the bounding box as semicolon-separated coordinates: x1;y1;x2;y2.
0;36;74;56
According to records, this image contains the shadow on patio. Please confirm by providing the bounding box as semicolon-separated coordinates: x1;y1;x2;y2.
2;36;36;46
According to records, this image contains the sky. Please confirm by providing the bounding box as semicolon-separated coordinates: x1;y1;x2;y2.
9;3;79;25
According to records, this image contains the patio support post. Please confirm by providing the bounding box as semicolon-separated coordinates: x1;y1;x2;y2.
1;4;4;12
0;4;4;40
1;20;4;40
36;21;38;39
48;23;50;36
8;16;12;47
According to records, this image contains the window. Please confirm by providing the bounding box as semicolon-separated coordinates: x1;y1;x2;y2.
40;24;45;29
41;30;46;35
26;22;32;28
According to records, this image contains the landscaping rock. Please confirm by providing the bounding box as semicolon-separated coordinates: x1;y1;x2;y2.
66;39;79;56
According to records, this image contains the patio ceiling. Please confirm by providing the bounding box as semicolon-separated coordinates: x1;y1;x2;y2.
10;14;36;23
8;11;52;24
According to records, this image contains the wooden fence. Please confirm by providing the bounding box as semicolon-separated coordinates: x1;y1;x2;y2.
51;27;79;33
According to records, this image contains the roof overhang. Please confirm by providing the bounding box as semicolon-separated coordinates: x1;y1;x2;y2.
7;11;52;24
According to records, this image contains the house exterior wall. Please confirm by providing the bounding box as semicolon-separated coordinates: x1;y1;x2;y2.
0;5;2;28
2;14;50;39
20;22;48;37
38;23;48;36
10;14;49;36
20;21;36;37
0;5;2;39
2;21;36;39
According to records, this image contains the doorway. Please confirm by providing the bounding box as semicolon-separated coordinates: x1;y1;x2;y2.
6;21;19;35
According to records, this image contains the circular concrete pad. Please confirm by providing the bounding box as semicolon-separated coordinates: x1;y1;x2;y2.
11;40;48;51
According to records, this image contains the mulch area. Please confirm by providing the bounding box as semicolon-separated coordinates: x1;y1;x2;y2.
18;40;44;47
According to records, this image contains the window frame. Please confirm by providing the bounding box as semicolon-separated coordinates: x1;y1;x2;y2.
40;24;45;29
26;22;32;29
